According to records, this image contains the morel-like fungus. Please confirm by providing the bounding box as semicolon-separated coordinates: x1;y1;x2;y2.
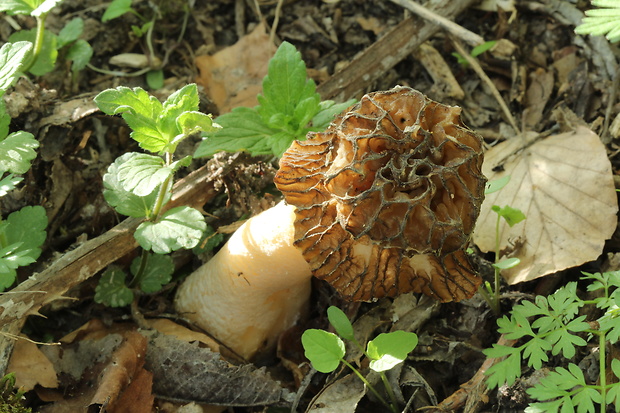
275;85;486;302
175;86;486;360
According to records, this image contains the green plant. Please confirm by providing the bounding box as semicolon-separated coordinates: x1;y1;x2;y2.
452;40;497;67
0;41;48;292
195;41;357;158
302;306;418;413
1;0;93;77
484;270;620;412
478;175;526;314
0;373;31;413
93;83;222;306
575;0;620;43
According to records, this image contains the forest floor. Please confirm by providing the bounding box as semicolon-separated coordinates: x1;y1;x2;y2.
1;0;620;412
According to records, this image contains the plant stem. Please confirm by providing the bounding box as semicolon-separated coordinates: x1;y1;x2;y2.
149;152;173;220
341;359;397;413
599;331;606;413
128;248;149;289
493;212;501;314
379;371;400;411
23;14;47;73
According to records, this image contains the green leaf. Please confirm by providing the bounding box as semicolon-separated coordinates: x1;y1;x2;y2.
327;306;355;341
367;331;418;372
0;41;33;94
257;41;317;126
607;378;620;409
30;0;62;16
195;107;276;157
146;69;164;90
116;153;171;197
576;0;620;42
9;29;58;76
491;205;526;227
265;130;296;158
484;349;521;388
0;174;23;196
311;99;356;130
66;39;92;73
0;131;39;174
176;111;215;137
191;225;224;255
57;17;83;48
130;252;174;293
471;40;497;58
301;329;345;373
102;152;164;218
493;257;521;270
0;101;10;139
0;0;41;15
94;86;166;152
94;267;134;307
102;0;133;22
485;175;511;195
135;206;206;253
522;336;551;369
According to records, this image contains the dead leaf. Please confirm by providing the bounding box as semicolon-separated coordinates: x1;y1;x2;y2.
143;331;287;406
473;127;618;284
195;23;277;113
145;318;220;353
7;337;58;391
522;68;554;130
307;373;365;413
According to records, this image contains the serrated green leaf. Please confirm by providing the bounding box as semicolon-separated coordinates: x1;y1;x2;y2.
367;331;418;372
57;17;83;48
66;39;92;73
2;205;47;261
484;351;521;388
94;86;166;152
135;206;205;253
522;336;551;369
525;399;568;413
606;380;620;409
548;329;586;358
312;99;356;130
195;107;276;157
0;131;39;174
116;153;171;197
176;111;215;137
257;41;317;125
327;306;355;341
0;41;33;94
9;29;58;76
498;312;535;340
94;267;133;307
0;174;22;196
266;130;296;158
103;152;165;218
130;252;174;293
101;0;133;22
301;329;345;373
0;0;41;15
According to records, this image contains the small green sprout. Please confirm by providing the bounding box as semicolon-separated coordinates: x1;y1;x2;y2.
0;373;31;413
485;271;620;412
452;40;497;67
302;306;418;413
93;83;220;307
195;41;357;158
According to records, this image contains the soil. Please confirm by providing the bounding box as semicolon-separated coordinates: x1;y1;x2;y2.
1;0;619;412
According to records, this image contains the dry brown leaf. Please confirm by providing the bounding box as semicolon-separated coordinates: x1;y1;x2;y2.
195;23;276;113
7;336;58;391
145;318;220;353
473;126;618;284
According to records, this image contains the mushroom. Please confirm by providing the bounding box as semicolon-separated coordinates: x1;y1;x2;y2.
174;86;486;360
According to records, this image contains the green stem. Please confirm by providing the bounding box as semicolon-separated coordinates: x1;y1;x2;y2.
341;359;397;413
144;18;157;67
149;153;173;220
379;371;399;411
599;331;606;413
23;14;47;73
128;248;149;289
493;212;501;314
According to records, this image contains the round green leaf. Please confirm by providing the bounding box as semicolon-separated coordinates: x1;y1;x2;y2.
327;306;355;341
94;267;133;307
367;331;418;372
135;206;206;253
301;329;345;373
130;252;174;294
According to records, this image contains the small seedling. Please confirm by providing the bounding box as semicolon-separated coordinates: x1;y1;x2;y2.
452;40;497;68
484;271;620;412
0;373;31;413
2;0;93;77
302;306;418;412
195;41;357;158
93;83;222;306
0;41;47;292
478;175;526;314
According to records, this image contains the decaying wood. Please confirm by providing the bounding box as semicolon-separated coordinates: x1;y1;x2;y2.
316;0;477;101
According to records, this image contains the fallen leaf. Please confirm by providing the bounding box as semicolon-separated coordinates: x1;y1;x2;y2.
307;373;365;412
473;127;618;284
195;23;277;113
145;318;220;353
7;337;58;391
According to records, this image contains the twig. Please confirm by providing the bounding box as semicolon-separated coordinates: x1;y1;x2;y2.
601;65;620;144
389;0;484;47
451;38;522;136
270;0;285;44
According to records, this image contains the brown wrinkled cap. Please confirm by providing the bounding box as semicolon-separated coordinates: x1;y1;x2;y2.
274;86;486;302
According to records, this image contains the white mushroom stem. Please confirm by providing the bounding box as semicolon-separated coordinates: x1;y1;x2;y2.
174;201;312;360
